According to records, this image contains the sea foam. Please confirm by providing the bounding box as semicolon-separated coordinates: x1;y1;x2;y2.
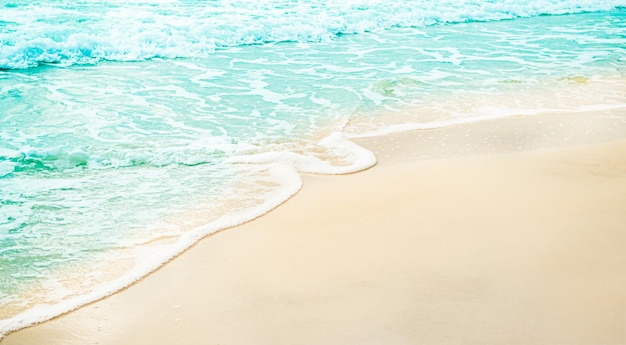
1;0;625;69
1;1;625;340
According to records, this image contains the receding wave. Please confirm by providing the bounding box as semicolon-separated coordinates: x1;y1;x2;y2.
1;0;625;69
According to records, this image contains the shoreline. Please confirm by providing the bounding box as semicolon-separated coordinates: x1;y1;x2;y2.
3;109;626;344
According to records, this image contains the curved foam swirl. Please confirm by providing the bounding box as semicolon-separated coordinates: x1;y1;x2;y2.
1;3;625;340
1;131;376;176
226;132;376;174
1;0;625;69
0;162;305;339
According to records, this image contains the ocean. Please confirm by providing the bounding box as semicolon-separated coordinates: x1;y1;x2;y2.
1;0;625;336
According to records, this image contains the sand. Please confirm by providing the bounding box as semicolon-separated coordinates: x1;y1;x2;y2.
3;110;626;345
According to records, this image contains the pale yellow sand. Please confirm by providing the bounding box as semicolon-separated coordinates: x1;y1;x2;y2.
3;111;626;345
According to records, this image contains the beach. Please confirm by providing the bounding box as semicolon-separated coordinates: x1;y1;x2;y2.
3;109;626;345
3;3;626;338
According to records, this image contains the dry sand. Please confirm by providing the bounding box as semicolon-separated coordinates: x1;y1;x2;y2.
3;111;626;345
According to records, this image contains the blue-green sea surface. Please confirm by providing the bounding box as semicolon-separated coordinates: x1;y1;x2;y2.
1;0;626;336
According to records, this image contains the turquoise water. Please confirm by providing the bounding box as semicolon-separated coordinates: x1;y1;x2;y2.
1;0;626;336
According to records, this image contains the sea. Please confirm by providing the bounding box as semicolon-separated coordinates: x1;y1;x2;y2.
1;0;625;336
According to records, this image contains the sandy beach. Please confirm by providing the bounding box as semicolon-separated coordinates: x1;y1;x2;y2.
3;110;626;345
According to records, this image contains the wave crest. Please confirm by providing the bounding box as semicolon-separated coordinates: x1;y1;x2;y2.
2;0;625;69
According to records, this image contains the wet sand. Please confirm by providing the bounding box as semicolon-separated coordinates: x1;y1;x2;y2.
3;110;626;345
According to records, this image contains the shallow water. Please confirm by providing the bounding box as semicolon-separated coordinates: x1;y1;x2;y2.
1;0;626;336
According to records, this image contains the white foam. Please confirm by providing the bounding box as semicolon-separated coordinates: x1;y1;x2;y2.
226;132;376;174
346;101;626;140
1;1;625;339
0;163;303;339
346;115;509;139
0;161;13;177
2;0;625;69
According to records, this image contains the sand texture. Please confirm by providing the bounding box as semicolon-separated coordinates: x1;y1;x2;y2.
3;111;626;345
